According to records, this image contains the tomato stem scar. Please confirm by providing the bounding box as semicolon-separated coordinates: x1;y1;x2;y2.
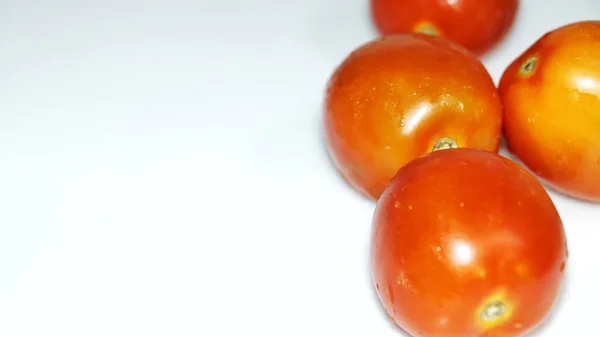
480;300;508;322
432;137;458;151
520;55;539;76
414;22;441;36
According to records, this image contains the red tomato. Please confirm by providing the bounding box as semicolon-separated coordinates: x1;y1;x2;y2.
499;21;600;203
371;148;568;337
370;0;519;55
324;34;502;200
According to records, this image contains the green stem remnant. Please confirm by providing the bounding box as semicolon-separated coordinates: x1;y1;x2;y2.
480;300;508;322
520;55;539;77
432;137;458;151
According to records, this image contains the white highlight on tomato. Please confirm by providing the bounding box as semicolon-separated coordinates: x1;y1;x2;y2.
451;240;474;266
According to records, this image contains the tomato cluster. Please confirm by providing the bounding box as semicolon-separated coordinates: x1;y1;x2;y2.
323;3;600;336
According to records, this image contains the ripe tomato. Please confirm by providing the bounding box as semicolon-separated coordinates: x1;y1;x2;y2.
371;148;568;337
323;34;502;200
499;21;600;203
370;0;519;55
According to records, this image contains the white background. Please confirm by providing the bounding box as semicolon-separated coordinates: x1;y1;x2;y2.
0;0;599;336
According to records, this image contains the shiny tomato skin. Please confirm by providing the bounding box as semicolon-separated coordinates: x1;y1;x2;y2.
324;34;502;200
499;21;600;203
370;0;519;55
371;148;568;337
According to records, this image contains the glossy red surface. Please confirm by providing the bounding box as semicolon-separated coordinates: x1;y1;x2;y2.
324;34;502;200
371;148;568;336
499;21;600;202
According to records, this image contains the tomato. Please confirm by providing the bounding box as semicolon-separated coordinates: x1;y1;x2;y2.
370;0;519;55
371;148;568;337
323;34;502;200
499;21;600;203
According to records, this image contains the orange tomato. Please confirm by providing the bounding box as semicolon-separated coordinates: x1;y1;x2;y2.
499;21;600;203
371;148;568;337
370;0;519;55
323;34;502;200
